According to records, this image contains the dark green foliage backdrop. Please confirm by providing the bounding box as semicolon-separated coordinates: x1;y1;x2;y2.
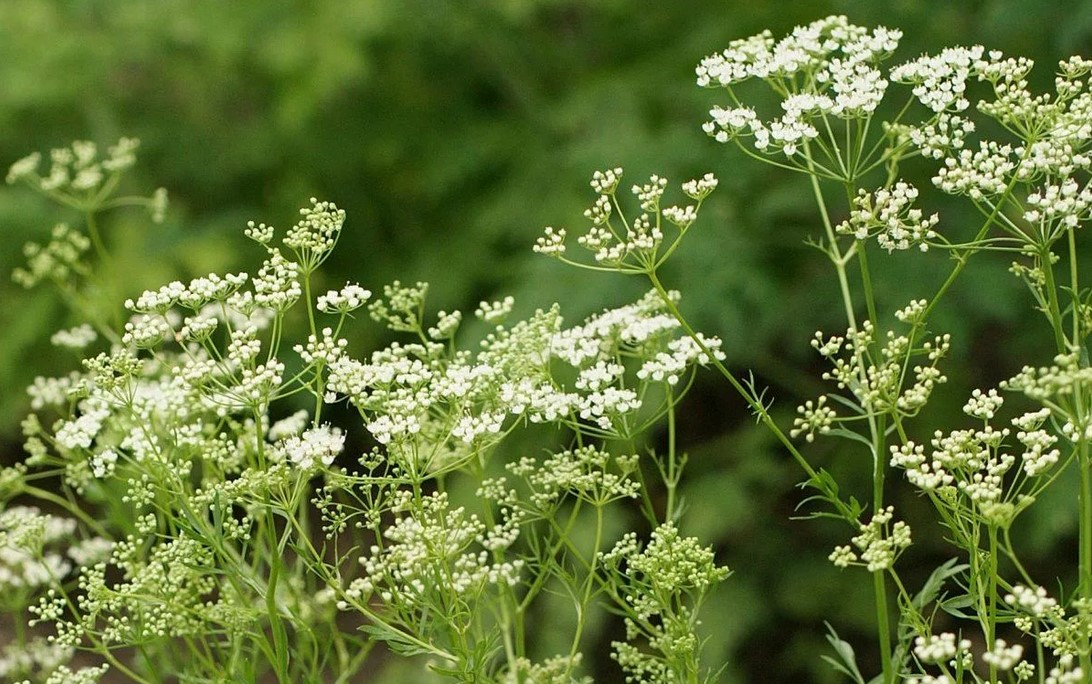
2;1;1091;681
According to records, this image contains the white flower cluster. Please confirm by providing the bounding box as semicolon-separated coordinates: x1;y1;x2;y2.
316;282;371;313
703;103;817;155
26;371;81;410
810;319;949;416
13;223;91;289
6;138;139;194
1014;409;1060;477
698;17;900;155
1025;177;1092;227
19;663;111;684
295;327;348;366
893;49;1092;246
509;446;640;509
126;272;248;313
343;492;523;611
829;506;911;572
891;46;988;112
1044;655;1084;684
636;334;726;386
962;387;1003;420
697;15;900;92
498;655;591;684
889;441;952;490
894;299;929;325
268;409;309;441
1004;353;1092;403
912;632;971;665
0;637;75;682
790;395;836;442
123;313;173;348
893;427;1014;504
590;167;623;194
54;400;111;451
272;424;345;471
933;140;1018;199
892;395;1063;524
244;220;275;244
284;197;345;269
50;324;97;350
681;173;719;199
534;225;567;256
904;113;977;160
535;169;716;268
982;638;1025;671
1006;584;1061;619
1005;354;1092;450
253;248;301;311
836;182;939;252
428;310;463;340
0;507;80;592
474;296;515;325
328;286;720;456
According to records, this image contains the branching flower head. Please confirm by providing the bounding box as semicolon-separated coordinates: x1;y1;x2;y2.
535;169;717;272
829;506;911;572
601;523;729;683
284;197;345;271
13;224;91;289
836;182;940;252
698;17;901;158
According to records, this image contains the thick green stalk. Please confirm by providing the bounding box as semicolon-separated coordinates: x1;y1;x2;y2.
872;571;894;682
1062;226;1091;673
1080;441;1092;676
986;525;999;682
665;394;679;522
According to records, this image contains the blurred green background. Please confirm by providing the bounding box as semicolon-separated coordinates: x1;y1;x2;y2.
3;1;1091;681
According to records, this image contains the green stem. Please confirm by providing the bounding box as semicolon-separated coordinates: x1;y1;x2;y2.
806;171;857;331
1041;245;1069;352
872;570;894;683
986;525;999;682
1069;227;1081;346
1080;440;1092;675
665;392;678;522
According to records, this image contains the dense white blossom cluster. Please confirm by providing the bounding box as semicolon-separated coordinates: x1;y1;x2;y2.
325;284;723;464
697;17;900;157
50;324;97;350
891;387;1064;526
341;491;523;616
829;506;911;572
836;182;939;252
